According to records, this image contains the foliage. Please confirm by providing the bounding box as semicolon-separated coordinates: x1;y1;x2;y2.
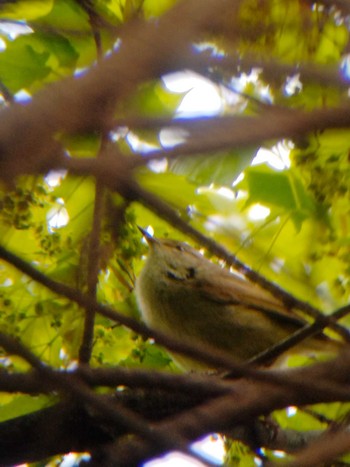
0;0;349;465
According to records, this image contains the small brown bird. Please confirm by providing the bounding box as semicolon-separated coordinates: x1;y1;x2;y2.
136;229;341;370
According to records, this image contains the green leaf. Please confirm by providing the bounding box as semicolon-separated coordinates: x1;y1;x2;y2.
62;133;101;158
170;147;258;187
143;0;179;18
35;0;90;32
239;164;322;229
0;0;53;20
50;176;94;242
125;80;184;117
314;22;348;64
136;169;198;209
0;394;53;422
0;38;50;92
0;31;79;93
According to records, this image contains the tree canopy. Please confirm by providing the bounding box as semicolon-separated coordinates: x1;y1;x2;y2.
0;0;349;465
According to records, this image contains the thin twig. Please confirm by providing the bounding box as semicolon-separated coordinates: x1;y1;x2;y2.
0;366;230;398
249;304;350;367
78;6;107;365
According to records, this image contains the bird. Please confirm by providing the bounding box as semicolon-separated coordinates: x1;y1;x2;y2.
135;228;341;370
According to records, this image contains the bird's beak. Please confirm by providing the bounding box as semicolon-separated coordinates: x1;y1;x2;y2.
138;226;159;246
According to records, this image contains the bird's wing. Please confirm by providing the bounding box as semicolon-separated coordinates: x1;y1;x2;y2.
197;268;308;329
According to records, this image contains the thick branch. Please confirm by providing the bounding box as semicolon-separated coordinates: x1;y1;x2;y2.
2;354;350;465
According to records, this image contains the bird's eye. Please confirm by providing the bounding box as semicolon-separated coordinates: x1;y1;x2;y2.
186;267;196;279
